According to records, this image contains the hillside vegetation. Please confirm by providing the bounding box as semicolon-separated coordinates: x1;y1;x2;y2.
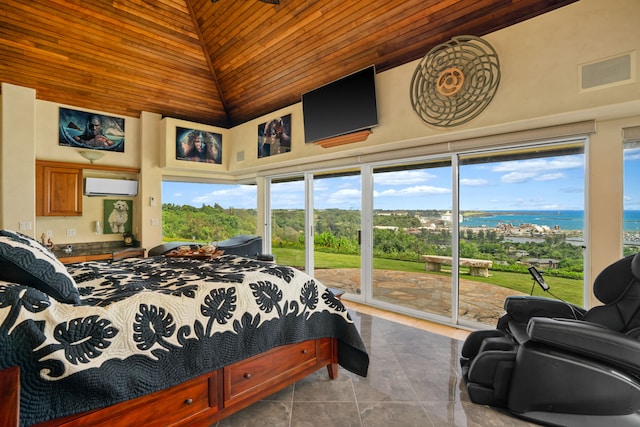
162;204;585;279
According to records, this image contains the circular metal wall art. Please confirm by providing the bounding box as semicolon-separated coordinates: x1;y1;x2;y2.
410;35;500;127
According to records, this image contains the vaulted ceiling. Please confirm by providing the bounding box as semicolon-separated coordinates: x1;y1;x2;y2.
0;0;577;128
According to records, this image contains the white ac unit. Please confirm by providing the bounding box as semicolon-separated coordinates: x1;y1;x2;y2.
84;177;138;197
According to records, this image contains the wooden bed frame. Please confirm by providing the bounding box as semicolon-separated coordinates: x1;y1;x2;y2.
2;337;338;427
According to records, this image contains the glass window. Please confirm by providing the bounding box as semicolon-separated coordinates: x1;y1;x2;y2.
624;140;640;255
161;181;257;243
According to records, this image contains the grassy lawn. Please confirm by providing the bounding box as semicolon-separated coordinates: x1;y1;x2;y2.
273;247;584;306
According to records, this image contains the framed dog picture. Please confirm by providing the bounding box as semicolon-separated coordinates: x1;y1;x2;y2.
103;199;133;235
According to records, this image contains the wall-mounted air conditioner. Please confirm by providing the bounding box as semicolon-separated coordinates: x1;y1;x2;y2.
84;177;138;197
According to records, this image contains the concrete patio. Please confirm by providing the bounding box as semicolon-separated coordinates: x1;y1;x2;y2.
313;269;525;325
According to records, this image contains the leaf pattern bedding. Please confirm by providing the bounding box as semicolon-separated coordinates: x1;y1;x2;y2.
0;255;369;427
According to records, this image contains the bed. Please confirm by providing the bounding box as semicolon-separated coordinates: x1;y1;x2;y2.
0;230;369;427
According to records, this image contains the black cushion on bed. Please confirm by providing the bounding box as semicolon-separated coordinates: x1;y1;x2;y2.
148;235;263;258
216;235;262;257
0;229;80;304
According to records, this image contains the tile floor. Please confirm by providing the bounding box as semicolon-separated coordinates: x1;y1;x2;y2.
213;303;539;426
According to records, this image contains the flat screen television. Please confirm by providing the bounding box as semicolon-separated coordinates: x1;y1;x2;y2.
302;65;378;144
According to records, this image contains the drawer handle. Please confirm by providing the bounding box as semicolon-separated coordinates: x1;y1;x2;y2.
244;372;252;379
184;398;193;405
302;349;308;354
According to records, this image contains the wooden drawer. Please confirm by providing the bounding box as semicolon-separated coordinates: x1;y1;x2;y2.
56;373;217;427
0;366;19;427
224;341;317;405
57;255;89;264
58;253;113;264
87;253;113;262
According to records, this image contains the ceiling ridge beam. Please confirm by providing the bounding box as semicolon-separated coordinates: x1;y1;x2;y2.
185;0;230;128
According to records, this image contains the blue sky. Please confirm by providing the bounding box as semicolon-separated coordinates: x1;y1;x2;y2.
162;150;640;211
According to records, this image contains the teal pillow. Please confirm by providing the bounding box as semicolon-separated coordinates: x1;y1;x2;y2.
0;230;80;304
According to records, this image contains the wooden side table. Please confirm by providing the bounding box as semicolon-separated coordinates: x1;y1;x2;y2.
112;247;146;261
0;365;20;427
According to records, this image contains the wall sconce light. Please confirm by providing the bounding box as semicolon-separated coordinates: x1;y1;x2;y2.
95;220;103;234
79;150;105;164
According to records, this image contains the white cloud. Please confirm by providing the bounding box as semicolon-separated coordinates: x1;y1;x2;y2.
375;170;437;185
326;188;361;205
376;185;451;197
500;172;537;183
192;185;256;208
460;178;488;186
534;173;564;181
624;148;640;161
493;156;583;173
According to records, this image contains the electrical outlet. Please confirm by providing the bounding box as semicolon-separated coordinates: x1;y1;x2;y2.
66;228;76;237
46;230;53;239
150;218;159;226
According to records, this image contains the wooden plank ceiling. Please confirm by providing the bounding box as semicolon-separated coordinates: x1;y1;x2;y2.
0;0;577;128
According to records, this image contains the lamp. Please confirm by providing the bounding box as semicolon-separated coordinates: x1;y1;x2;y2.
78;150;105;164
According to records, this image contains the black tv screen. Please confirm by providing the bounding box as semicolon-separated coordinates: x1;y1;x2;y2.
302;66;378;144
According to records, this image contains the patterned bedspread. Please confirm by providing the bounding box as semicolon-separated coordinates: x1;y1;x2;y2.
0;255;369;426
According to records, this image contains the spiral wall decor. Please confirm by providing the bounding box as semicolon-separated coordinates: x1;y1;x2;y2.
410;35;500;127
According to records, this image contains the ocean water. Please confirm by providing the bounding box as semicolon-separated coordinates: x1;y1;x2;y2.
460;210;640;232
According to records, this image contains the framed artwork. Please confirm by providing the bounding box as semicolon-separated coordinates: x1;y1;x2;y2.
176;127;222;164
103;199;133;234
258;114;291;158
58;107;125;152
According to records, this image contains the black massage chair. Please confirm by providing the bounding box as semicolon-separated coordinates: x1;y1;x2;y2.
460;252;640;426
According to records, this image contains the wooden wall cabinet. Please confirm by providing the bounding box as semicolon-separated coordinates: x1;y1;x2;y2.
35;160;140;217
36;162;83;216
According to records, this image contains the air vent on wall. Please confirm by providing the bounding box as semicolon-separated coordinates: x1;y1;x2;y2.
84;177;138;197
580;53;633;90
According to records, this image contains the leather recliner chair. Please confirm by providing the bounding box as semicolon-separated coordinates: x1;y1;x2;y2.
460;252;640;426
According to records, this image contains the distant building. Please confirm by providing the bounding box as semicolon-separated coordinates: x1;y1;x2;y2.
373;225;398;231
441;211;463;223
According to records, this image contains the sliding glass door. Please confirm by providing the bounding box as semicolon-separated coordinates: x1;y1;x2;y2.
312;170;362;295
266;139;587;327
371;160;453;319
458;142;586;325
270;177;306;270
